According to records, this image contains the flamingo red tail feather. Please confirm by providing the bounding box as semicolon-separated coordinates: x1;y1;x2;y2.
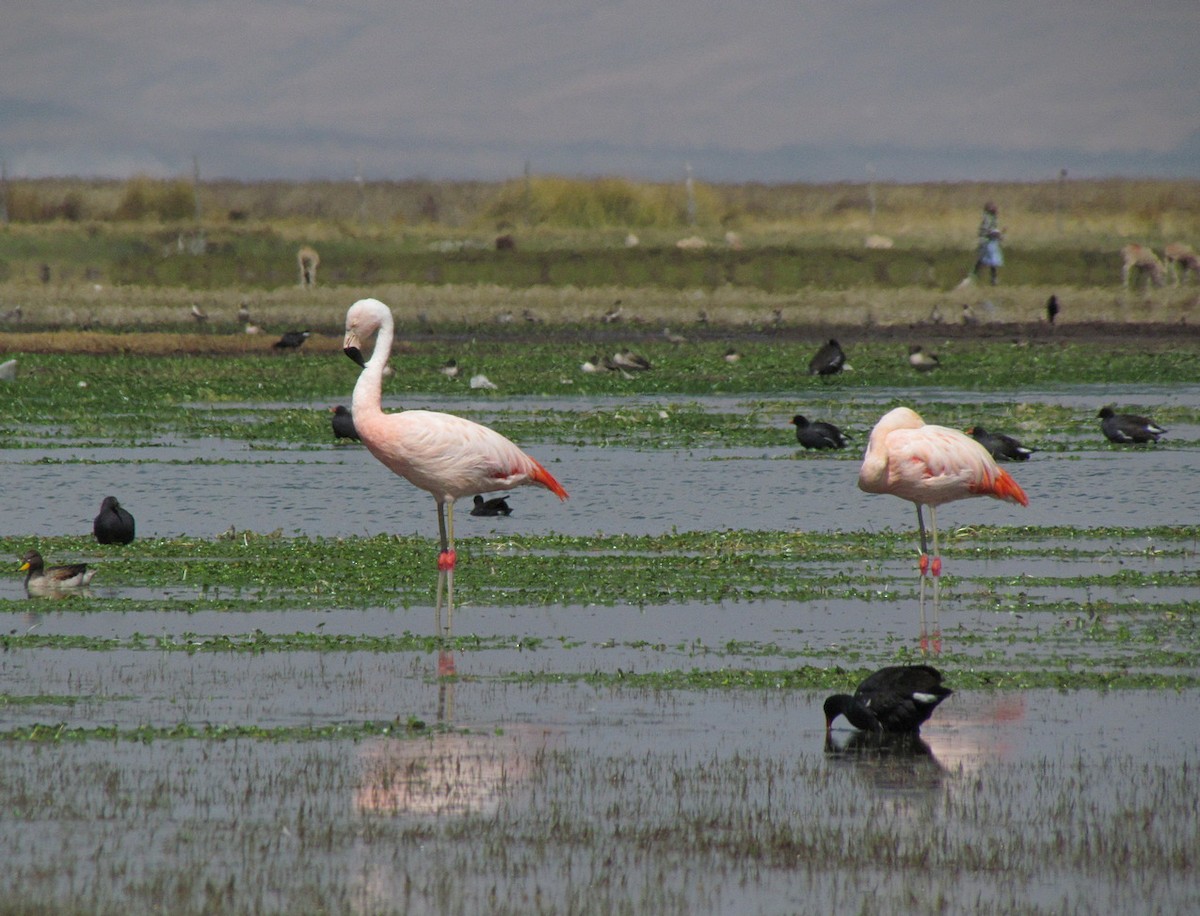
528;459;569;500
986;468;1028;506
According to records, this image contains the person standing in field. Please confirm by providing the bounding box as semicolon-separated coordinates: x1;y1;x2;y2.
972;201;1004;285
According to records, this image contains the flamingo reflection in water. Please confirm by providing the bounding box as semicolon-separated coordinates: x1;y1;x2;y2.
342;297;568;637
858;407;1028;652
823;676;1028;802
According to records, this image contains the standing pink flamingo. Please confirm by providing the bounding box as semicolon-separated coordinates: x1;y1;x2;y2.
858;406;1027;648
343;298;568;635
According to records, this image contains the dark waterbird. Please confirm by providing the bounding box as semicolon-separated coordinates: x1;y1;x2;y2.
790;415;850;450
19;549;96;595
470;495;513;517
93;496;135;544
273;330;311;351
330;406;360;441
1046;294;1060;324
966;425;1035;461
1098;406;1166;444
824;665;953;735
808;338;847;376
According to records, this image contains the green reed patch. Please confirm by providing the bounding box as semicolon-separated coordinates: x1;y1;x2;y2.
0;718;443;744
3;341;1199;449
503;666;1200;691
3;527;1197;610
3;527;1197;682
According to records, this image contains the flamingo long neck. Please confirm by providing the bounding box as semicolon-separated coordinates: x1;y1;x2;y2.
352;310;395;421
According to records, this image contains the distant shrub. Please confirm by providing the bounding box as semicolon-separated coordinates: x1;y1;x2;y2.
113;176;195;221
4;186;87;222
4;186;47;221
483;176;719;229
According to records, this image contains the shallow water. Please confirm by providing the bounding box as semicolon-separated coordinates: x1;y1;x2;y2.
2;386;1199;914
0;675;1196;914
3;434;1199;541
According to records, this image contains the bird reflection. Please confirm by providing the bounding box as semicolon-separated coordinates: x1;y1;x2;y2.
823;729;946;791
354;727;548;819
917;568;940;654
353;652;554;821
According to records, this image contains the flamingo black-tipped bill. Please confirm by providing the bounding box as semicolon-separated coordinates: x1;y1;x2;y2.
344;346;366;367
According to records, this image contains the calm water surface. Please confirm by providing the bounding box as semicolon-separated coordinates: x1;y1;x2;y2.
1;385;1197;914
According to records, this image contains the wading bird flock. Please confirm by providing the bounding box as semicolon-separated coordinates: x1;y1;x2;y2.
12;298;1177;743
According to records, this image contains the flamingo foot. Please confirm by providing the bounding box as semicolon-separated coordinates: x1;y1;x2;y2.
931;556;942;577
437;550;457;571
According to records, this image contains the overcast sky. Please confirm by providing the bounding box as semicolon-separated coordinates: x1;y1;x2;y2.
3;1;1198;184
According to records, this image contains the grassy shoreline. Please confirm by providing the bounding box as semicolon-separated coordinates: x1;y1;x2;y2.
1;282;1198;340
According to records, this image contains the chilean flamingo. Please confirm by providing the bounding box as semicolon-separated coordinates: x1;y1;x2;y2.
824;665;952;735
342;298;568;635
858;407;1028;648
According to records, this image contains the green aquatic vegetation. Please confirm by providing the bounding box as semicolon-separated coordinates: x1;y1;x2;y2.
2;526;1196;612
4;343;1200;448
0;694;80;708
0;630;527;654
3;527;1197;687
502;665;1200;691
0;718;446;744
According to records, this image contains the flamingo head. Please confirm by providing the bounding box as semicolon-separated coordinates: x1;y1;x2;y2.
343;298;390;367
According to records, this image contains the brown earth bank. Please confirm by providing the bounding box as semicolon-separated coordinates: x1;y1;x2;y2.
1;320;1198;357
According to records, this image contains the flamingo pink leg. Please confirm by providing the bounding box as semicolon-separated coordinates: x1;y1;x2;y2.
929;505;942;653
916;507;931;652
435;501;457;637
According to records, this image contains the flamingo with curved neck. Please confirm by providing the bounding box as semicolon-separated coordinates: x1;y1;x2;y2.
343;298;568;633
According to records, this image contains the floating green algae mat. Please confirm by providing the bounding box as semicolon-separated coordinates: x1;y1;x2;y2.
3;526;1197;608
3;527;1197;692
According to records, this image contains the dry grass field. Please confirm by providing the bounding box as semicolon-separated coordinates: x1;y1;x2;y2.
0;175;1197;339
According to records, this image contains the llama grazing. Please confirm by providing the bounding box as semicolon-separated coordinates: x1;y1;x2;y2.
297;246;320;288
1164;242;1200;285
1120;243;1165;288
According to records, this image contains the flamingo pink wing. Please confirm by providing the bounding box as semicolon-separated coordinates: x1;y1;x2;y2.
358;410;567;501
886;425;1026;506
